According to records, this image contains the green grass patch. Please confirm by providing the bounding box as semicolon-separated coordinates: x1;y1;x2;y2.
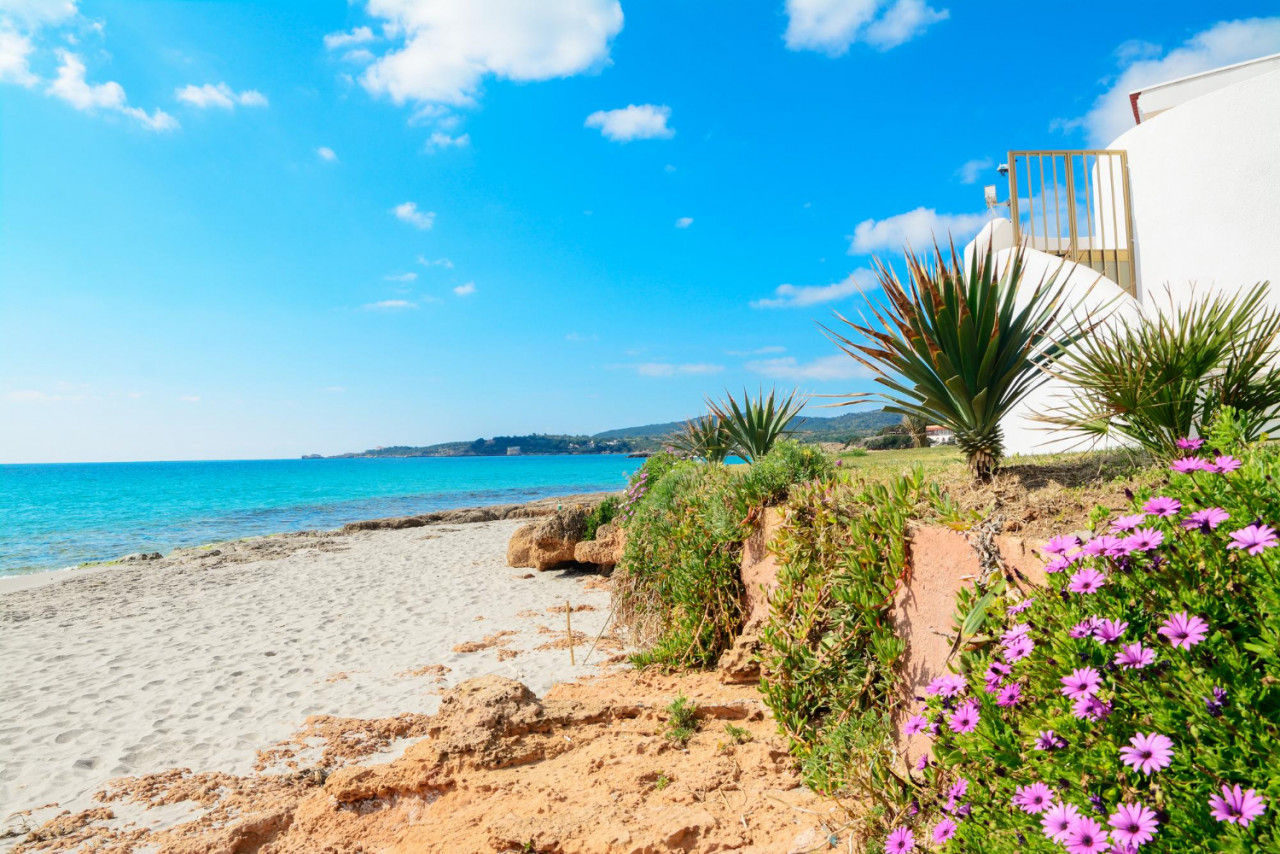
662;695;699;748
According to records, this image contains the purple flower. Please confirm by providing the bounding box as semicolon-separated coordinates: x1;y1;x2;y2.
1204;685;1228;716
1007;597;1036;615
1157;612;1209;649
1092;619;1128;644
1013;782;1055;814
1043;534;1080;555
1044;554;1073;574
1003;634;1035;663
932;819;957;844
1070;617;1099;638
1123;528;1164;552
1060;667;1102;699
1143;496;1182;517
1064;816;1110;854
947;701;980;734
1111;513;1147;531
903;714;929;736
1208;784;1267;827
927;673;968;697
1114;642;1156;669
1213;455;1242;473
1001;623;1030;642
1041;802;1080;843
914;754;930;771
1119;732;1174;775
1071;695;1113;722
947;778;968;802
997;681;1023;708
1182;507;1230;530
1034;730;1066;751
1069;568;1107;594
1108;802;1160;848
1176;437;1204;451
885;826;915;854
1082;535;1128;557
1227;523;1279;555
1170;457;1215;473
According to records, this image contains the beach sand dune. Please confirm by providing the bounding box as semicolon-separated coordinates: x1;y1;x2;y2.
0;519;615;844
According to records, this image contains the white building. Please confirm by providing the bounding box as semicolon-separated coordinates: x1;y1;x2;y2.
962;53;1280;456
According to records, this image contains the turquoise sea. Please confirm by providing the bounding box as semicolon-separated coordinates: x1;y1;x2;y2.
0;455;641;578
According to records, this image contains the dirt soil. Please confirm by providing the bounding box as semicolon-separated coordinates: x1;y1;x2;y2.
12;672;847;854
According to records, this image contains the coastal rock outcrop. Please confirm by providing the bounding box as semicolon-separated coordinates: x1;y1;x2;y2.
507;506;594;571
573;523;625;567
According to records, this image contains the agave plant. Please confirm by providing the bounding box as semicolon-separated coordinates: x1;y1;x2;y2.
824;243;1089;480
1037;283;1280;457
706;388;805;463
669;414;734;463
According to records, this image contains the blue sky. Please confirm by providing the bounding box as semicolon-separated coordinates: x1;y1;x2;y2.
2;1;1278;463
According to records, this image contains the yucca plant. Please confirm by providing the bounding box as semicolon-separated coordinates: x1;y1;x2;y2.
824;243;1089;480
669;414;733;463
706;388;805;463
1037;282;1280;457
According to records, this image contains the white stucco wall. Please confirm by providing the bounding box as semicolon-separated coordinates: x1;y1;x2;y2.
1110;68;1280;306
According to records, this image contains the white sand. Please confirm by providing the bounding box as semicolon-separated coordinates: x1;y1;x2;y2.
0;520;616;841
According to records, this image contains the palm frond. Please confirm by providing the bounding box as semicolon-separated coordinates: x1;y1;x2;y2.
706;388;806;463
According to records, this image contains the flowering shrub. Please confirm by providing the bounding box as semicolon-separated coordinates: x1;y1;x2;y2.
617;452;679;525
894;413;1277;853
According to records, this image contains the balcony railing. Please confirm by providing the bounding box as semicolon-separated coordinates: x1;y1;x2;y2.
1007;150;1137;297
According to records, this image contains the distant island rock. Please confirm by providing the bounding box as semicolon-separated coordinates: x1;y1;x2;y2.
305;410;899;459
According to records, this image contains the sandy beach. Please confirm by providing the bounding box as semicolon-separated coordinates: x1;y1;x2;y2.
0;515;618;845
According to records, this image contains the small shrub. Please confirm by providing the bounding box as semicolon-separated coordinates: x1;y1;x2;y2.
618;452;680;525
891;410;1279;853
654;772;671;790
724;723;753;745
583;495;619;541
863;433;914;451
663;695;699;747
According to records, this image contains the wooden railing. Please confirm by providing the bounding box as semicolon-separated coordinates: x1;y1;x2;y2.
1007;150;1137;297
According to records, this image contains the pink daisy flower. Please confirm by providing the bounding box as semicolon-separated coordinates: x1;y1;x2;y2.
1071;695;1113;722
1082;535;1127;557
1182;507;1230;530
1044;554;1073;573
885;826;915;854
1123;527;1164;552
1034;730;1066;751
1060;667;1102;699
1208;784;1267;827
1043;534;1079;555
903;714;929;736
1041;802;1080;843
1064;816;1110;854
932;819;957;844
1114;642;1155;669
1176;437;1204;451
1013;782;1055;814
1003;634;1034;663
1170;457;1215;473
1007;597;1036;615
947;701;980;734
1119;732;1174;775
1143;496;1182;517
1092;618;1128;644
1157;612;1209;648
1111;513;1147;531
1227;523;1279;555
1213;455;1242;473
1069;568;1107;594
1069;617;1099;638
927;673;968;697
996;681;1023;708
1108;802;1160;848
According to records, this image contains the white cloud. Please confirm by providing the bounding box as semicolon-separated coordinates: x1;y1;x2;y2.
453;281;476;296
176;395;201;403
0;27;37;86
316;145;338;162
426;130;470;150
384;271;418;281
418;255;453;268
175;82;268;109
746;354;871;381
343;48;376;63
324;25;375;50
47;50;178;131
359;0;622;110
751;270;872;309
585;103;673;141
618;362;725;377
674;216;693;228
0;0;77;28
363;299;418;310
1070;17;1280;146
726;345;787;356
784;0;947;55
325;386;347;393
956;156;993;184
392;201;435;229
848;207;989;255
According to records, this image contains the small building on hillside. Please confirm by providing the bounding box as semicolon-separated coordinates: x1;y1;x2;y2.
506;446;522;456
926;425;955;446
958;52;1280;456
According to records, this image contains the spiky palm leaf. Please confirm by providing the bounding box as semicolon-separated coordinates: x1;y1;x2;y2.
1036;283;1280;457
903;413;929;448
823;243;1090;480
706;388;805;463
669;415;734;463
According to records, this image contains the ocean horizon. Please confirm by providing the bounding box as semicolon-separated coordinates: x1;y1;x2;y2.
0;455;641;577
